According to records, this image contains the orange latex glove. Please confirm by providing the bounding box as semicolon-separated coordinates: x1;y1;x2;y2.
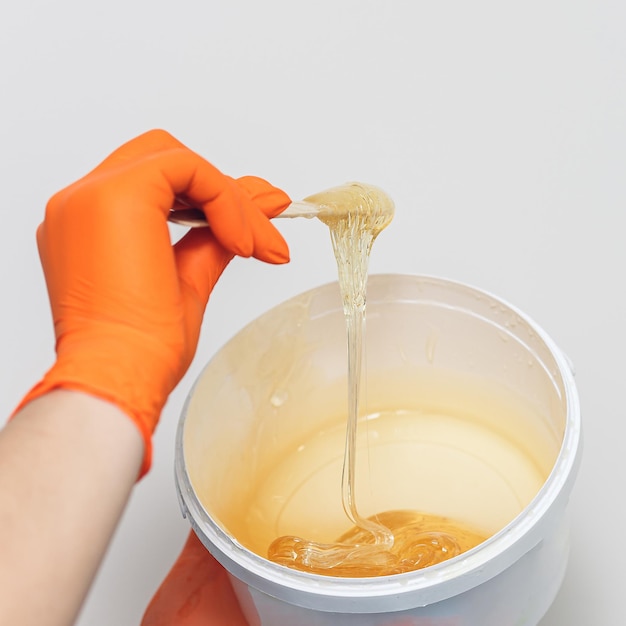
14;129;290;476
141;531;250;626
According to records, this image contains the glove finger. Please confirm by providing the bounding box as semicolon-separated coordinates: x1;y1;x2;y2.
232;175;291;263
173;228;233;334
141;532;248;626
131;150;250;256
43;129;201;240
88;129;189;176
242;203;290;264
51;131;289;263
160;157;292;262
235;175;292;219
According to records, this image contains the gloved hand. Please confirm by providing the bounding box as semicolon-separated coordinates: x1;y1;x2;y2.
15;129;290;476
141;531;249;625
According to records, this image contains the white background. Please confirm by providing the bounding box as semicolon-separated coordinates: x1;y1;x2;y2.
1;1;624;624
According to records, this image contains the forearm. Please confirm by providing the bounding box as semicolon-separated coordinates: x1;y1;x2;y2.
0;390;143;626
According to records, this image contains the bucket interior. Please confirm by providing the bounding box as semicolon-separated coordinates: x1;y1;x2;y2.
181;274;567;564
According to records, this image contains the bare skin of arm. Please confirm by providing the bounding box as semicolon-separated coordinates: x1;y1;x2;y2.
0;390;143;626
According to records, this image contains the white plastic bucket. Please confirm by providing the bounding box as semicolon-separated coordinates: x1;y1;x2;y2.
175;274;581;626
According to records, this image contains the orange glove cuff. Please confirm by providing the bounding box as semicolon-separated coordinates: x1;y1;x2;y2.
12;323;182;477
13;374;154;477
